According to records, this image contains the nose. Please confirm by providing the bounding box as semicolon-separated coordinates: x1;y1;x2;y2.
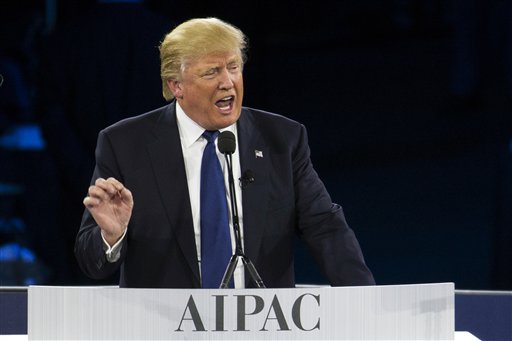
218;68;234;90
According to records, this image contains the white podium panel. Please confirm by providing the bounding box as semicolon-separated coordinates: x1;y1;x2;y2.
28;283;454;340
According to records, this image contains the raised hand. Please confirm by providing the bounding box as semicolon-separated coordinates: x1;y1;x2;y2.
83;177;134;246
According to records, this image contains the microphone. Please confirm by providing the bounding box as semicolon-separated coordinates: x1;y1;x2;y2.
218;131;236;154
239;170;255;189
217;131;265;288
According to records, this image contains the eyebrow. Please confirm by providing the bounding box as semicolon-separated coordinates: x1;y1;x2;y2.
199;59;241;72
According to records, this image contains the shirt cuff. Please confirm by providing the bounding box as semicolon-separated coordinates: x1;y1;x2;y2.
101;228;127;263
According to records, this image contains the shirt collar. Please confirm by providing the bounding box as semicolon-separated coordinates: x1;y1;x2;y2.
175;101;237;148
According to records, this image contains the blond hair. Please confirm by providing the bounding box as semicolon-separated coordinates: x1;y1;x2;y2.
159;17;247;101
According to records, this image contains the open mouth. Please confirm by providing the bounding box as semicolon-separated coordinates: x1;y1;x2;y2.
215;96;234;112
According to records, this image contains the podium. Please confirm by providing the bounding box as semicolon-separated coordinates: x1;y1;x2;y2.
27;283;454;340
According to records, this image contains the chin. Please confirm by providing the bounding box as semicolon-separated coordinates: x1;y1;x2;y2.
215;116;239;129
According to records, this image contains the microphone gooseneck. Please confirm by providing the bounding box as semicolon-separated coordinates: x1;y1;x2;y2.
217;130;265;289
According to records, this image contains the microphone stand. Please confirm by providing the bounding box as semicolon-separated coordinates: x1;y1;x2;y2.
220;152;266;289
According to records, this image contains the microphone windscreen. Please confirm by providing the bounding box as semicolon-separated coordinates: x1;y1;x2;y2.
218;131;236;154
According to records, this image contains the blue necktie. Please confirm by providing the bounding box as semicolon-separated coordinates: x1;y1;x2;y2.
200;130;233;288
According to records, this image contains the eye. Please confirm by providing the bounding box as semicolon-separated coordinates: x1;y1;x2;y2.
202;68;217;78
228;63;240;72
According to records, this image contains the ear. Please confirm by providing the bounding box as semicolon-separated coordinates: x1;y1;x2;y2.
167;79;183;99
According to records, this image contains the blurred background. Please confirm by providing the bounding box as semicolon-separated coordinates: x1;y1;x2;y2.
0;0;510;290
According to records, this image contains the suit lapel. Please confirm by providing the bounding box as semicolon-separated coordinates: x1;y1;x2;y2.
237;109;270;269
146;103;200;284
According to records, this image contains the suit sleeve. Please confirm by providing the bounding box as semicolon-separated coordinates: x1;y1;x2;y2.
293;125;375;286
74;130;127;280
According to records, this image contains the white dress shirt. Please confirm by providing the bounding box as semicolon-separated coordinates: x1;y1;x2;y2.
103;102;245;288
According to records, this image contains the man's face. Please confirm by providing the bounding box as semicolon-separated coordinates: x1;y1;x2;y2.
168;51;244;130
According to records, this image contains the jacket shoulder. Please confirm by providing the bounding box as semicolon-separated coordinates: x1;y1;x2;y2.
104;105;170;132
242;106;304;131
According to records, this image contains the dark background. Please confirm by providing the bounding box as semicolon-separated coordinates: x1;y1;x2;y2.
0;0;511;290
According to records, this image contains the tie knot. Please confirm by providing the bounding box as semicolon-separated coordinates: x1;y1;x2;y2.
202;130;219;143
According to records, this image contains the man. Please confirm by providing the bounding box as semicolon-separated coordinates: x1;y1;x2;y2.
75;18;375;288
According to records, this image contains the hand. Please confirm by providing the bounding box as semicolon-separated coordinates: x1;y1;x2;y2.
83;177;134;246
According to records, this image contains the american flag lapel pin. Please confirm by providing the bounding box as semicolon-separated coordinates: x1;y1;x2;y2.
255;150;263;158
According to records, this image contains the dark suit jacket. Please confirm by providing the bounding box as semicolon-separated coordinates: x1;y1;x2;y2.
75;102;375;288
